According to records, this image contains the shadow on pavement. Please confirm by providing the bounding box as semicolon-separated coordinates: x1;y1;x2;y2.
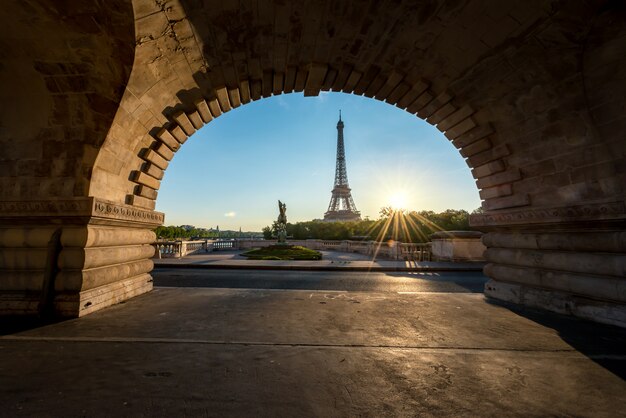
0;316;63;336
487;299;626;381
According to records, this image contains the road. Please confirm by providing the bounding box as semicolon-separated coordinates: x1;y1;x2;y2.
152;267;488;293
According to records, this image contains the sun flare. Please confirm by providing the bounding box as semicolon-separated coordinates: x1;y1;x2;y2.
388;192;408;210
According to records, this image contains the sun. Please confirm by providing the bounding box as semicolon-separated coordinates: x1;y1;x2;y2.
388;192;408;210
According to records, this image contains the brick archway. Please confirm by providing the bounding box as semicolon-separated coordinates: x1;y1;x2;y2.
1;0;624;324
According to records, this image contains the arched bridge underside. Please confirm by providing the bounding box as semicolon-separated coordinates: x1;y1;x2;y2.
0;0;624;325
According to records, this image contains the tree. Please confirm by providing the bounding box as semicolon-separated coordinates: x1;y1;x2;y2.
260;208;473;243
262;226;272;240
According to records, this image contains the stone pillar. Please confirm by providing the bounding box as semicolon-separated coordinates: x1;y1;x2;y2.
0;198;163;317
430;231;486;262
471;203;626;328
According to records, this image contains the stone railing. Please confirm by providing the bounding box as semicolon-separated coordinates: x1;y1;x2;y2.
153;239;240;258
153;233;485;261
398;243;433;262
154;241;181;258
212;240;237;250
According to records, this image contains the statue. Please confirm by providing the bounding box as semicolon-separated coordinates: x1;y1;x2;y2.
276;200;287;244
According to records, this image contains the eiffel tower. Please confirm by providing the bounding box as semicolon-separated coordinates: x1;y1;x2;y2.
324;111;361;222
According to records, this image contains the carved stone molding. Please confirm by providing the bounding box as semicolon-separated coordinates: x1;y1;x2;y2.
92;199;164;225
470;201;626;228
0;198;164;227
0;199;92;215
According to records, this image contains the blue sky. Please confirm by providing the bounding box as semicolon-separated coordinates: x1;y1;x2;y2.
155;92;481;231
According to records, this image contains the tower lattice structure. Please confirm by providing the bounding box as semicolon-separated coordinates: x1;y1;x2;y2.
324;112;361;222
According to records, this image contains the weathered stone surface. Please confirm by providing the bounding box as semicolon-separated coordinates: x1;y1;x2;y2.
0;1;624;322
431;231;486;261
484;279;626;328
485;248;625;278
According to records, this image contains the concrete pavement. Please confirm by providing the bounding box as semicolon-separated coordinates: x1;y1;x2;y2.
1;267;625;417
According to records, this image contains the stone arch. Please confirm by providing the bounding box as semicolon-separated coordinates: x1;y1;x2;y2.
1;0;624;324
118;74;507;212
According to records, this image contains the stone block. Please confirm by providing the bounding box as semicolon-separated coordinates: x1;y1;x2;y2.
55;273;153;318
0;248;48;269
273;72;284;95
228;87;242;108
135;185;158;200
215;87;232;111
417;91;453;119
476;168;521;189
141;163;164;180
0;270;44;291
169;125;188;144
460;137;492;158
142;150;168;170
128;194;156;210
467;145;511;167
154;143;174;161
483;193;530;210
427;103;456;125
483;231;626;253
396;80;429;109
485;247;626;278
343;70;362;92
355;66;381;96
262;71;273;97
154;128;180;151
239;80;251;104
284;67;297;92
322;68;338;91
479;184;512;200
249;79;262;100
194;99;213;123
374;70;403;100
473;160;506;178
187;111;204;130
56;258;154;292
332;64;353;91
207;98;222;117
0;227;56;247
484;279;626;328
406;90;434;114
60;226;156;248
294;68;308;92
133;171;160;190
386;82;411;105
445;117;477;140
304;64;327;96
59;244;155;270
437;105;475;132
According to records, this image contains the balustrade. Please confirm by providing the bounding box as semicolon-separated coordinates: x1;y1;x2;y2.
153;239;241;258
398;243;432;262
152;236;482;262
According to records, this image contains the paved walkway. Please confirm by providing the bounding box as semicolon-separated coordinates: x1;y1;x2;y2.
1;285;625;417
154;250;485;272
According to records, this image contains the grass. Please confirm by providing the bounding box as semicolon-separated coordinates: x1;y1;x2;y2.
241;245;322;260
